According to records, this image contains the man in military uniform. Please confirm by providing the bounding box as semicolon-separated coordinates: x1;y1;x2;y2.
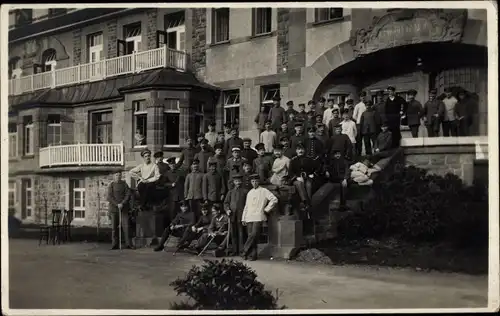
289;143;321;208
225;147;248;190
290;122;306;152
304;126;325;160
315;123;330;147
240;138;258;166
280;136;296;159
164;157;185;228
154;200;195;252
423;88;445;137
196;204;229;257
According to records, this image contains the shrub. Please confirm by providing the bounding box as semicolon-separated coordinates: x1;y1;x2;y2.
337;165;488;247
169;259;285;310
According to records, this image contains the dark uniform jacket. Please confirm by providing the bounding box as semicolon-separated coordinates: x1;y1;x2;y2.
283;146;296;159
423;99;445;129
177;147;200;171
375;130;393;152
165;168;185;201
316;133;330;147
327;134;353;160
172;211;196;228
304;137;324;159
224;137;244;157
254;112;268;130
374;101;386;123
156;161;170;186
208;214;229;234
277;129;292;142
385;96;407;128
202;172;226;202
360;108;382;135
285;108;298;119
268;106;287;131
194;214;212;231
226;157;248;181
455;98;476;125
107;180;131;212
406;100;424;127
224;187;249;222
289;155;320;181
194;150;213;174
240;148;258;166
296;111;308;122
326;158;350;183
253;155;274;183
286;119;298;134
207;155;226;179
327;118;342;137
290;133;307;152
184;171;204;200
303;118;316;132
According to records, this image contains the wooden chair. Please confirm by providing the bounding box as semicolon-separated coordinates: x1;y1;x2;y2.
61;209;74;243
38;209;63;246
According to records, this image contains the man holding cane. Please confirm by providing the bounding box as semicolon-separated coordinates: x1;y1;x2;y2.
108;171;133;250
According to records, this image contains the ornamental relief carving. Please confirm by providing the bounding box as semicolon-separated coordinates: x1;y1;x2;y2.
350;9;468;58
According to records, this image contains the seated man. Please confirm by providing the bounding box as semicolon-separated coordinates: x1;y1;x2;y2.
175;203;212;253
195;204;229;257
154;201;195;252
324;150;350;207
289;143;321;210
129;149;161;211
370;122;394;164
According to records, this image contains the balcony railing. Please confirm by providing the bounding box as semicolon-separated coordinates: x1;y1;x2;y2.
9;46;188;96
39;142;124;168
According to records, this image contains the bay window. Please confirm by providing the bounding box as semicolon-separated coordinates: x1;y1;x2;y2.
133;100;147;147
47;114;61;146
164;99;180;147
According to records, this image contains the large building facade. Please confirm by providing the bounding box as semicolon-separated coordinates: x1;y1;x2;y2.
7;7;488;227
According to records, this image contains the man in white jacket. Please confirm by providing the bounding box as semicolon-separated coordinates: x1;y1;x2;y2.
241;174;278;260
352;91;367;156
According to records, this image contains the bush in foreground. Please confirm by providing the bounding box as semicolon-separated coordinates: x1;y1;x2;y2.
337;165;488;248
170;259;285;310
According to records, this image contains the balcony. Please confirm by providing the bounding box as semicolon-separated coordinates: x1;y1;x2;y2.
39;143;124;168
9;46;188;96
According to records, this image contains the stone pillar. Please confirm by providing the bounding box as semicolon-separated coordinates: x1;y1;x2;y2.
107;19;118;59
146;96;164;153
73;28;82;64
277;8;290;73
146;9;158;50
191;8;207;80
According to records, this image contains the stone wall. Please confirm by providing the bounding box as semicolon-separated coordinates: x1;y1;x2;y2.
73;28;82;65
146;9;158;50
85;173;115;227
276;8;290;73
33;176;69;224
107;19;118;59
191;8;207;79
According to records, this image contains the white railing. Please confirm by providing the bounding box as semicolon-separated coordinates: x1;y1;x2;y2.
39;142;124;167
9;46;189;96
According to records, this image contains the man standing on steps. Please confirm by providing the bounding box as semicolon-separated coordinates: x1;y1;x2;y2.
384;86;407;148
164;156;185;228
268;96;287;132
241;174;278;261
108;171;133;250
352;91;367;156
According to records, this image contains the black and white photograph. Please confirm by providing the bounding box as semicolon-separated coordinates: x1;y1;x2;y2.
1;2;498;314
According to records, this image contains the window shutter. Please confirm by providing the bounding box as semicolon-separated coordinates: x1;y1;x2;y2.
117;39;126;57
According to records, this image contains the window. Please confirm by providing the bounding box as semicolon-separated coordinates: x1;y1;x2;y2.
87;32;103;77
47;114;61;146
224;90;240;127
42;49;57;72
158;11;186;51
261;85;280;113
91;111;113;144
9;181;16;209
8;57;21;79
252;8;272;35
396;91;411;102
164;99;180;146
70;179;86;220
194;102;204;136
212;8;230;43
23;179;33;219
328;93;349;105
48;8;67;17
314;8;343;23
15;9;33;26
370;90;386;104
9;123;18;158
133;100;147;147
120;23;142;55
24;116;34;156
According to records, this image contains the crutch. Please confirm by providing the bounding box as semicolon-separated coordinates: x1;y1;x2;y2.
198;225;223;256
118;205;122;250
225;218;231;256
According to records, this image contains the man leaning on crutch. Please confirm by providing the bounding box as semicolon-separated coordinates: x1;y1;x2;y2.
108;171;134;250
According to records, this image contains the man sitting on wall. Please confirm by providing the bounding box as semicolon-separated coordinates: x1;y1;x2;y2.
129;149;161;211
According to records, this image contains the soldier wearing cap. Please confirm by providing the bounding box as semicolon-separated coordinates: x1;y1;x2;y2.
240;138;258;166
324;149;350;207
277;121;291;146
285;100;298;119
224;173;249;255
260;120;278;153
223;122;233;141
405;89;424;138
153;151;169;187
423;88;445;137
455;89;476;136
223;127;244;158
254;105;269;135
184;159;204;220
203;160;226;207
194;139;213;173
207;143;227;180
352;91;368;156
280;136;296;159
108;170;132;250
385;85;408;147
241;174;278;261
327;107;342;138
290;122;307;152
178;136;200;173
175;202;212;252
241;161;254;190
345;99;355;118
253;143;274;184
315;123;329;147
286;110;299;134
373;90;387;123
164;156;186;225
196;203;230;256
289;143;321;208
129;148;161;210
304;126;324;161
315;97;326;118
326;123;353;162
225;146;248;190
296;103;308;122
304;109;316;132
215;131;226;149
154;200;195;252
205;122;218;148
195;133;206;149
268;95;287;132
